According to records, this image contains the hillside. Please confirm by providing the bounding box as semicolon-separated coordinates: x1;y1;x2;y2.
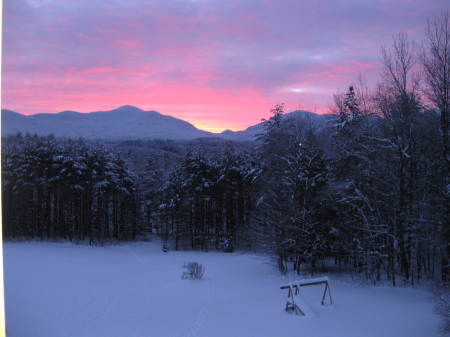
1;106;331;141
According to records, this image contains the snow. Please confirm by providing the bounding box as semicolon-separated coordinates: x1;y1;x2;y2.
4;241;440;337
287;276;329;286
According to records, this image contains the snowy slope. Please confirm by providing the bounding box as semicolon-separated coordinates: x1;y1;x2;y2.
4;241;440;337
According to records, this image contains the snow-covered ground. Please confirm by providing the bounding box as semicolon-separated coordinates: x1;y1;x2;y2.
4;241;440;337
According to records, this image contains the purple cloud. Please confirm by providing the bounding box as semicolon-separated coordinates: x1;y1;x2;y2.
2;0;448;131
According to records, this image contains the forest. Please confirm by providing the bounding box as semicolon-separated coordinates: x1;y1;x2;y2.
2;14;449;287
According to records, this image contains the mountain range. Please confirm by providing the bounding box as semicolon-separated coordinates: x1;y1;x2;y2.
1;105;329;141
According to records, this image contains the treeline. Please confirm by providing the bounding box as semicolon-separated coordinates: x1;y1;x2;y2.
255;17;449;285
1;134;257;250
143;150;258;251
256;95;444;286
2;135;139;242
256;14;449;285
2;13;449;285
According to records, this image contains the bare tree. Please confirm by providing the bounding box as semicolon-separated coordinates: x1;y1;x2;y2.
377;33;423;285
381;32;420;98
421;11;450;283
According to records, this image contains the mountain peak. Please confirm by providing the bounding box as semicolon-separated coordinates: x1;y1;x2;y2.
115;105;143;113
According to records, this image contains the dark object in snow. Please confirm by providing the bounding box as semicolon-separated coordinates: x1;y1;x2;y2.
181;262;205;280
162;241;169;252
280;276;332;315
219;236;233;252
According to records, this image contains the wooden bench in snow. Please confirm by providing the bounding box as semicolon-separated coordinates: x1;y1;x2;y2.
280;276;332;315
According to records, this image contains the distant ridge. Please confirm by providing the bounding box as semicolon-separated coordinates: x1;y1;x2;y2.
1;105;329;141
1;106;214;140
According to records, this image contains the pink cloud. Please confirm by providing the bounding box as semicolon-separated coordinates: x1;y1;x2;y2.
2;0;448;132
82;67;116;74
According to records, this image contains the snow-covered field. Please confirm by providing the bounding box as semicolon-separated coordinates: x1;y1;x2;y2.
4;241;440;337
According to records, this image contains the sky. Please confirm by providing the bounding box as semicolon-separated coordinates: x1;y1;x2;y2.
2;0;448;132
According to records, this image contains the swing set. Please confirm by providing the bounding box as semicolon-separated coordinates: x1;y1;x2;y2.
280;276;333;315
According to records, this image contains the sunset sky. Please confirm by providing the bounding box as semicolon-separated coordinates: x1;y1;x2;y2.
2;0;448;132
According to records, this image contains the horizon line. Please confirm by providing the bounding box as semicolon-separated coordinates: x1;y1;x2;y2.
1;104;324;134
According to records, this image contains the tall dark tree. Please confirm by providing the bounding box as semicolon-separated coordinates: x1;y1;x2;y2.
422;11;450;283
